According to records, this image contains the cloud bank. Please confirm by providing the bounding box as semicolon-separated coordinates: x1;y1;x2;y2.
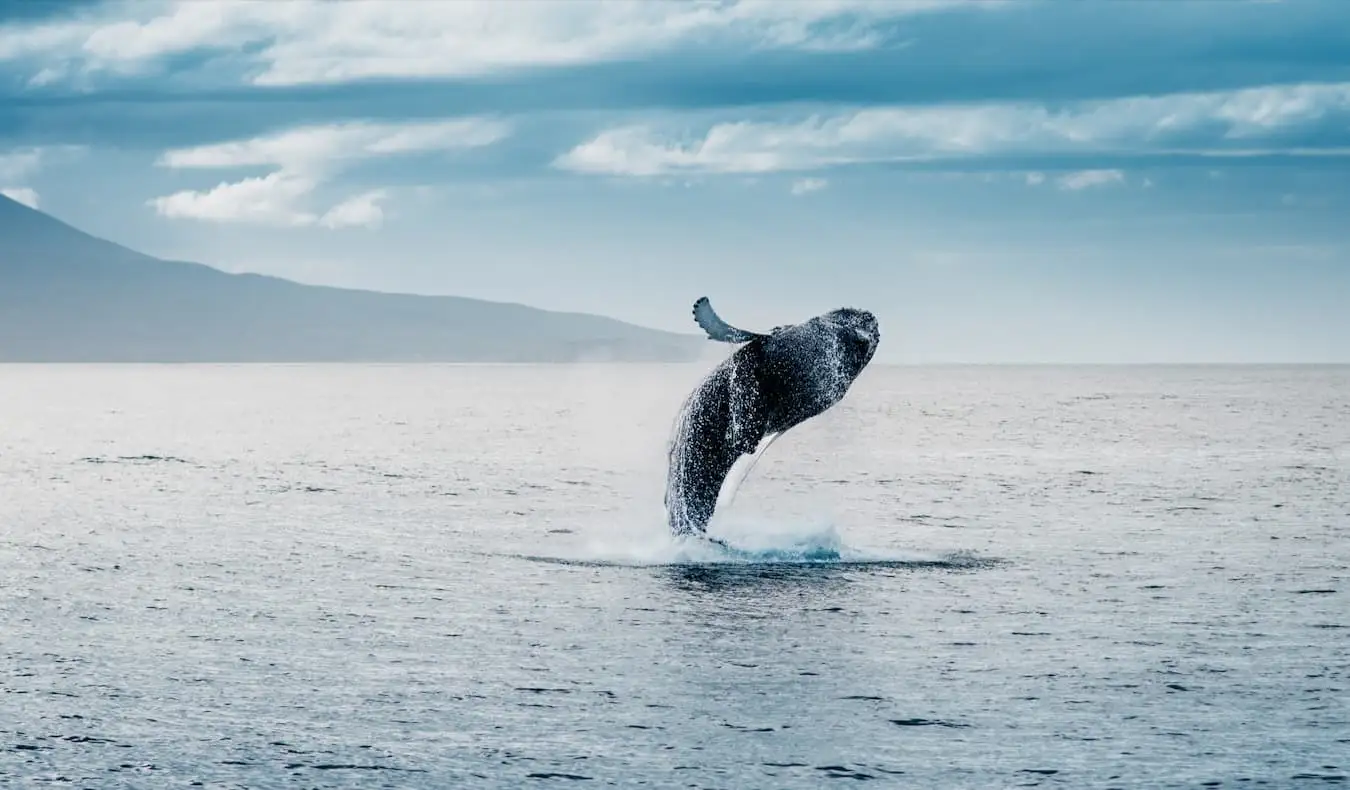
555;82;1350;176
149;117;509;228
3;0;1347;239
0;0;985;87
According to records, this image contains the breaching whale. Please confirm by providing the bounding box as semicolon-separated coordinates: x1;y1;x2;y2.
664;297;880;537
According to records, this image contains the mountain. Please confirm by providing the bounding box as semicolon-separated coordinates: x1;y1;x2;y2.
0;195;704;362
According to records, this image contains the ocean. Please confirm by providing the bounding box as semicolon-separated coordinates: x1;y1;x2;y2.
2;363;1347;788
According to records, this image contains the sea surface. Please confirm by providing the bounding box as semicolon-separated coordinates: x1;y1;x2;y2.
2;363;1347;789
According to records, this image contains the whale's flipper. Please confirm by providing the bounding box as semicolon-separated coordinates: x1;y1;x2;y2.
715;430;783;515
693;297;766;344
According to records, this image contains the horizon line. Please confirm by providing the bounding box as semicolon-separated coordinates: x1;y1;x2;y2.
1;361;1346;368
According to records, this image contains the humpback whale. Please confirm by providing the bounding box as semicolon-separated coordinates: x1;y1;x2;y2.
664;297;880;537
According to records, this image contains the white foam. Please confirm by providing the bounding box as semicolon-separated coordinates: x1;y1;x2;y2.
512;511;948;568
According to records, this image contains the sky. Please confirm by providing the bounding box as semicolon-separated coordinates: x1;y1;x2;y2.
2;0;1349;364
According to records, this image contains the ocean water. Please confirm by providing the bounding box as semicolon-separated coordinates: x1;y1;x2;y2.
1;363;1347;789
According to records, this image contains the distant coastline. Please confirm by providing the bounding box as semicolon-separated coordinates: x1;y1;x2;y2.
0;194;705;364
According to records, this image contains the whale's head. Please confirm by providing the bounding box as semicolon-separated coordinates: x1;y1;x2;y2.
822;306;880;378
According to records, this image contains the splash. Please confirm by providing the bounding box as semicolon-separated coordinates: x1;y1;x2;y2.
505;514;983;569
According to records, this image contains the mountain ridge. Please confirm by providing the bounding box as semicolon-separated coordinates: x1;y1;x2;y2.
0;195;705;363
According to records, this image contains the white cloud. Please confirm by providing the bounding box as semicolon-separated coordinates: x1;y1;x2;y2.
555;82;1350;176
0;145;85;211
790;177;828;196
319;189;388;230
1056;169;1124;190
0;16;92;60
148;117;508;227
158;118;509;171
0;0;987;87
1024;171;1045;186
0;186;39;208
150;171;319;227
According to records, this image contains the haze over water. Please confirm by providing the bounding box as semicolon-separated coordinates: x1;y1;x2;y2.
2;363;1347;788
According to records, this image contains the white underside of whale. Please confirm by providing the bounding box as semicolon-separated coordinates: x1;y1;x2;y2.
713;430;784;518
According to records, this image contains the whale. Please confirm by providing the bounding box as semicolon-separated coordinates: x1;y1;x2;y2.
664;297;881;537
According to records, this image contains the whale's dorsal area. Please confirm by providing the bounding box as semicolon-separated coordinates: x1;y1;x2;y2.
692;297;766;344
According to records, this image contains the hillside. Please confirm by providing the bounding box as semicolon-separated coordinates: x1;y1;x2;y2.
0;195;703;362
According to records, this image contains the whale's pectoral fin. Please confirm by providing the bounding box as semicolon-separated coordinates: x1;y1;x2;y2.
693;297;766;344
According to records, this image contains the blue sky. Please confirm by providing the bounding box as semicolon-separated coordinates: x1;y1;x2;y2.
2;0;1348;363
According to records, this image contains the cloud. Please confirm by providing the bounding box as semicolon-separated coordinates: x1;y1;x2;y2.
0;0;985;87
0;186;39;208
150;171;319;227
148;117;508;227
157;117;509;170
555;81;1350;176
1017;168;1125;190
319;189;388;230
0;146;82;182
0;145;85;210
790;177;828;196
1056;169;1124;191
